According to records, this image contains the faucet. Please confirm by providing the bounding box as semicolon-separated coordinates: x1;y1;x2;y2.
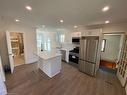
41;43;43;51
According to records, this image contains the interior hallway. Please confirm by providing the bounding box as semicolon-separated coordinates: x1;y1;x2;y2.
5;62;126;95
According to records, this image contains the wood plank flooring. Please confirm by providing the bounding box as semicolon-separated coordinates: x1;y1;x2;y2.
13;55;25;67
6;62;126;95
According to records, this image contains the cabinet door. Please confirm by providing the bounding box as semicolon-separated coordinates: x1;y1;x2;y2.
82;29;101;36
61;50;66;61
72;32;81;37
79;39;86;60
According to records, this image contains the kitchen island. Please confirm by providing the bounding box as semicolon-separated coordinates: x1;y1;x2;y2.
37;51;62;78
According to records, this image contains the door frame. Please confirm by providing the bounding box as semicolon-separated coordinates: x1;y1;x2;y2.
101;32;126;86
6;31;26;67
102;32;125;64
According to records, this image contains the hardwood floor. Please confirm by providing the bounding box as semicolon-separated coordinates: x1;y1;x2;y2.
6;62;126;95
13;55;25;67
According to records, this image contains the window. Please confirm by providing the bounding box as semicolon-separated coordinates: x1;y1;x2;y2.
101;39;106;52
47;38;51;51
37;33;43;48
41;38;51;51
60;34;65;43
36;32;51;51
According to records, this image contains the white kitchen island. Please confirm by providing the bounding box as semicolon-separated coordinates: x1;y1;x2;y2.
37;51;62;78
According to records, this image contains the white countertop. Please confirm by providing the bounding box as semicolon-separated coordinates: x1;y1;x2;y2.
37;51;62;60
56;47;73;51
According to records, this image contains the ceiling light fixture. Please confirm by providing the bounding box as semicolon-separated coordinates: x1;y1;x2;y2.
74;25;78;28
105;20;110;24
102;6;110;12
60;20;64;23
15;19;20;22
25;6;32;11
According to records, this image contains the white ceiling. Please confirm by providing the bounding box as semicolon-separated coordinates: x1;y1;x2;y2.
0;0;127;28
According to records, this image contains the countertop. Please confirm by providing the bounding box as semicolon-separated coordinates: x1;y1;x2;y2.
36;51;62;60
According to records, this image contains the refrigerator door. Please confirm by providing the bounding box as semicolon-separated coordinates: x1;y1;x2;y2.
85;37;98;63
79;60;95;76
84;61;95;76
79;36;99;76
79;38;87;60
79;60;85;72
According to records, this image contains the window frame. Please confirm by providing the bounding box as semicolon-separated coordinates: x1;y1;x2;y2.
101;39;106;52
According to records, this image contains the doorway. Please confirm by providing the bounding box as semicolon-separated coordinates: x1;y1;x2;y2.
100;33;124;74
10;32;25;67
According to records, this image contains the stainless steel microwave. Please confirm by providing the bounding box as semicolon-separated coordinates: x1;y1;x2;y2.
72;37;80;43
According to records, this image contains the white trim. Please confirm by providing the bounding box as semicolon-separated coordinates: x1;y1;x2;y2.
104;34;124;36
102;31;125;34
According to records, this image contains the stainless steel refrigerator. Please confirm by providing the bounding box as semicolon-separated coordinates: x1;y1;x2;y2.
79;36;99;76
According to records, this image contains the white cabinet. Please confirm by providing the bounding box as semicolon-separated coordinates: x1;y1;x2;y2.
72;32;81;37
81;29;102;36
38;56;61;78
61;50;66;61
37;51;62;78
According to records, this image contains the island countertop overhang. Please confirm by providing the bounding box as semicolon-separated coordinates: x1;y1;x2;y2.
36;51;62;60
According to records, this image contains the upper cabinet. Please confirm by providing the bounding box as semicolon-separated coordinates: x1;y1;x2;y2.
81;29;102;36
72;32;81;37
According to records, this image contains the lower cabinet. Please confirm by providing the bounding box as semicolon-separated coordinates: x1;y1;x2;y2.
61;50;66;61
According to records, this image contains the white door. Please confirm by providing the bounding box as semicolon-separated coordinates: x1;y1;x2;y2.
6;31;14;73
117;35;127;87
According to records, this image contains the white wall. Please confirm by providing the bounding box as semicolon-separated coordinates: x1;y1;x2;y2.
24;30;37;63
102;23;127;34
0;31;10;66
101;35;121;62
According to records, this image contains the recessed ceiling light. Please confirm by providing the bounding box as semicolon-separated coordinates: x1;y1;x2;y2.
15;19;20;22
74;25;78;28
105;20;110;24
25;6;32;11
102;6;110;12
60;20;64;23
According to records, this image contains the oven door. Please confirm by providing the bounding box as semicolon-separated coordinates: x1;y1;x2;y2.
69;54;79;64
